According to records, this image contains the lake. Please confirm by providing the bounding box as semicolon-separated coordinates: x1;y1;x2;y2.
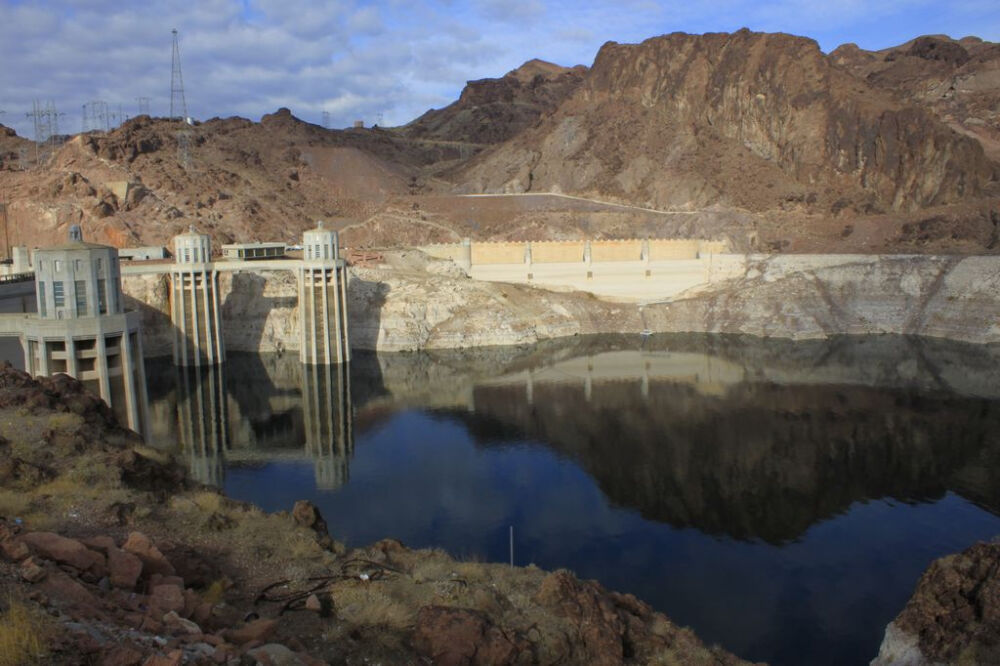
141;334;1000;665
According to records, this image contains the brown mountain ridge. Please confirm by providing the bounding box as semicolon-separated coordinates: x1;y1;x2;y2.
0;29;997;254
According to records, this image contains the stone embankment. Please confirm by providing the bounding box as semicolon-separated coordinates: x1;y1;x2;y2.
122;252;1000;355
0;364;752;665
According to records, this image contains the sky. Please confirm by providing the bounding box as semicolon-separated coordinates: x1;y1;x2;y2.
1;0;998;139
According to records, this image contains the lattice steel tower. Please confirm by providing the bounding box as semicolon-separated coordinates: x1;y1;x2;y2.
170;29;188;120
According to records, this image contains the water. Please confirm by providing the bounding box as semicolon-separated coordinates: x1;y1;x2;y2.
141;334;1000;665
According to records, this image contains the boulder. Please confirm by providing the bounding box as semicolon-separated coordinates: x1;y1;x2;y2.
872;541;1000;665
149;583;185;614
108;547;143;590
412;606;521;665
20;532;106;574
122;532;175;577
223;617;279;646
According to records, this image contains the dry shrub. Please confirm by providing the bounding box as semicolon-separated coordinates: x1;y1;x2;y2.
0;599;54;666
333;583;416;630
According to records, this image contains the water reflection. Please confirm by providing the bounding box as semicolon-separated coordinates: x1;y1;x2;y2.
146;335;1000;540
147;355;354;490
144;335;1000;665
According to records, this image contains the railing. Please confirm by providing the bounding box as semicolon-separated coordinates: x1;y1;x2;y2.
0;272;34;285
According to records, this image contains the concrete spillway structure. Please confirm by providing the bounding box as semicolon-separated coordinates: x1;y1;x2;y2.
21;226;149;435
298;222;350;365
171;227;224;366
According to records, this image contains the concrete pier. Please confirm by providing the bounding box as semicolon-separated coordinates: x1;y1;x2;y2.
298;222;350;365
20;226;149;436
171;228;224;366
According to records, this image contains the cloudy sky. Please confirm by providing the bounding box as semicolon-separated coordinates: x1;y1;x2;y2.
1;0;998;139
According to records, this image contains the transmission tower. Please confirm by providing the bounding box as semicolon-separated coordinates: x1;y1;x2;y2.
170;28;188;121
136;97;151;116
322;111;330;129
82;100;110;132
25;101;63;163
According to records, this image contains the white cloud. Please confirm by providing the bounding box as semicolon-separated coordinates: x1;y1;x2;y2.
0;0;997;138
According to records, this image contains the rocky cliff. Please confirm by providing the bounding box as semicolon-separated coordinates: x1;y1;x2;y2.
872;541;1000;665
403;59;587;145
455;30;998;217
831;35;1000;161
646;254;1000;344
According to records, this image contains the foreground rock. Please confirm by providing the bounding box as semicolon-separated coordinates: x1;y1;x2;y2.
0;364;751;664
872;541;1000;665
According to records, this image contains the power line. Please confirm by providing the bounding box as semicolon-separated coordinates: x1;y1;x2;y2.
136;97;151;116
170;28;188;121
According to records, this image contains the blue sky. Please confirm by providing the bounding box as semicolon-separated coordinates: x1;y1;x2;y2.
1;0;998;139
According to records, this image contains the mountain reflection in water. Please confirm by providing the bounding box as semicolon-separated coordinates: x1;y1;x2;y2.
144;335;1000;666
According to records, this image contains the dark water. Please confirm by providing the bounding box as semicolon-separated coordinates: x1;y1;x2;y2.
142;335;1000;666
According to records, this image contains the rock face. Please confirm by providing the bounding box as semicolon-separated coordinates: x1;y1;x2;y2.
646;254;1000;344
831;35;1000;162
456;30;997;215
403;59;587;145
872;542;1000;665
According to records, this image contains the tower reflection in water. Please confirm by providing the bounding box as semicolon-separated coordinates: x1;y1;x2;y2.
167;359;353;489
175;364;228;487
302;363;353;490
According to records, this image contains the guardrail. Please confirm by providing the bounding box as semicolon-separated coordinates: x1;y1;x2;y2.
0;272;34;285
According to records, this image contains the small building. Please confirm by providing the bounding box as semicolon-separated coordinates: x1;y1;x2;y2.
118;246;168;261
21;225;149;435
220;243;286;261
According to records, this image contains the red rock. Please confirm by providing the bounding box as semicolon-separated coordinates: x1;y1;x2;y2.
99;645;144;666
108;547;143;590
162;610;202;636
19;556;46;583
1;538;30;562
141;650;182;666
84;535;117;555
304;594;321;612
192;602;213;626
20;532;106;574
122;532;175;577
150;583;185;614
223;617;279;645
412;606;520;665
201;633;224;646
39;570;102;614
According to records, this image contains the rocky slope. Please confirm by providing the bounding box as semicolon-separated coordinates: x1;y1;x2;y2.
454;31;997;216
0;364;751;665
831;35;1000;161
402;59;587;145
1;30;999;255
872;541;1000;665
644;254;1000;344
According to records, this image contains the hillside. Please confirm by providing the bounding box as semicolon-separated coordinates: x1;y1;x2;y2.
0;29;998;254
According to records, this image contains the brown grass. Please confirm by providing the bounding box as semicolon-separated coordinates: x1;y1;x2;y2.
0;599;54;666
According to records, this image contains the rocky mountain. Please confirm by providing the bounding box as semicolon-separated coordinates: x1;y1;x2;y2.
0;29;998;254
454;30;997;217
402;59;587;145
831;35;1000;161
